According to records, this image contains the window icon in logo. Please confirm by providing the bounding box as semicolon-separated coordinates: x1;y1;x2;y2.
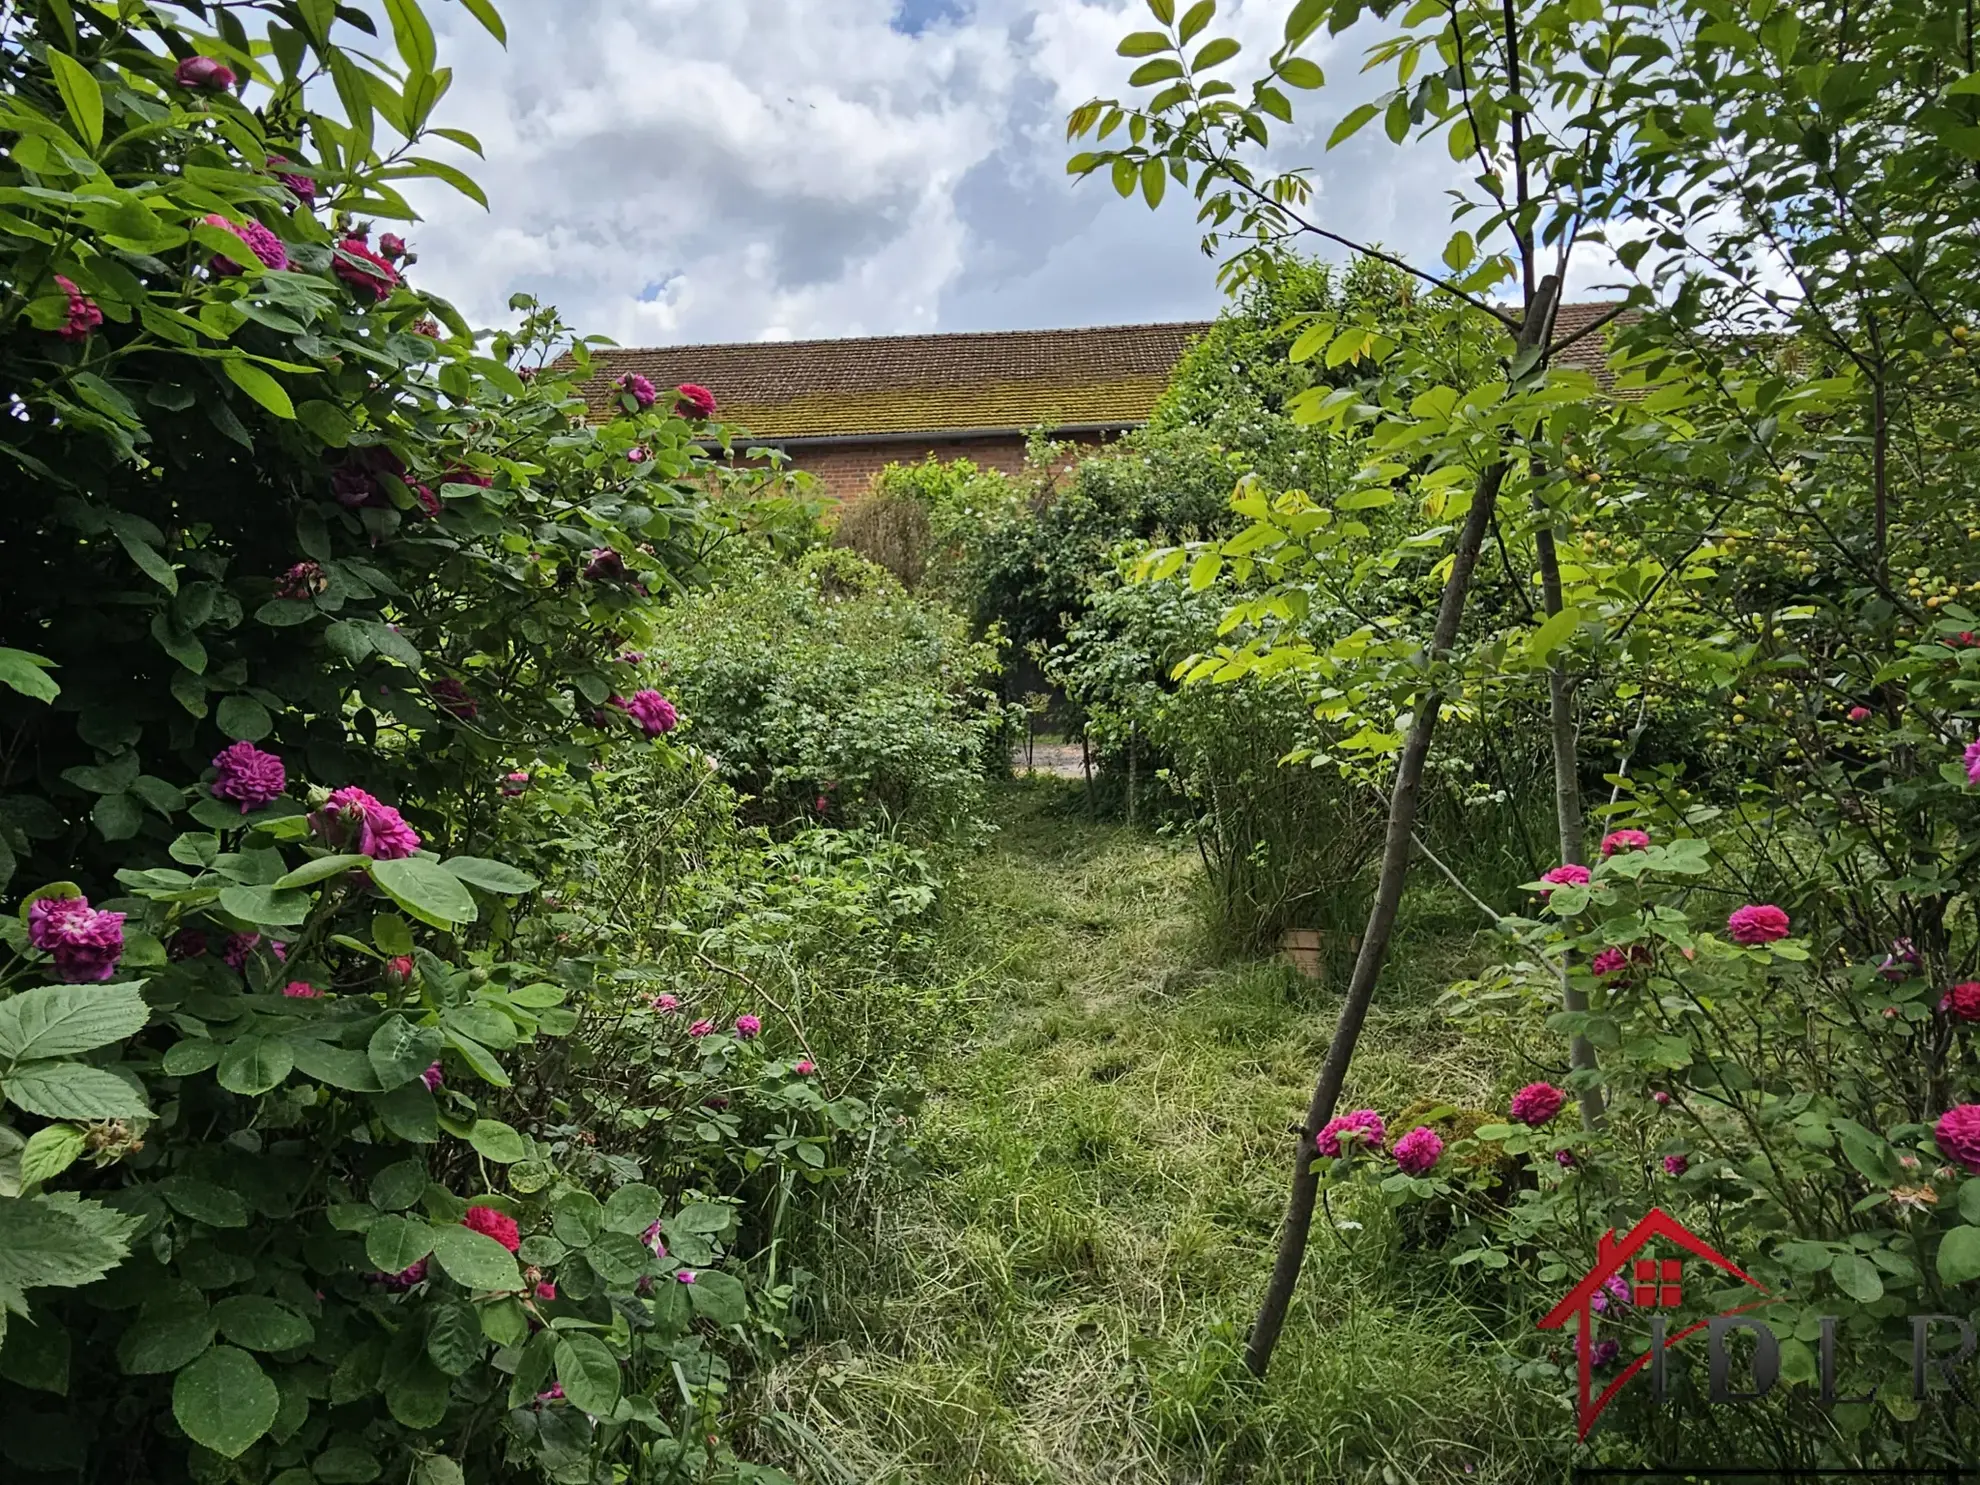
1634;1258;1683;1308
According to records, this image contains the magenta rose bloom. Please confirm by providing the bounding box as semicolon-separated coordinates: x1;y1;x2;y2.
1509;1081;1566;1127
330;447;407;509
175;55;235;91
379;1258;427;1290
1599;829;1650;857
1590;948;1628;977
1591;1274;1630;1313
1942;983;1980;1023
1937;1105;1980;1173
642;1220;668;1259
1540;863;1592;891
621;690;678;738
675;1269;697;1285
210;740;287;813
53;276;102;341
734;1013;762;1038
651;993;680;1013
615;373;657;410
1847;705;1871;722
420;1061;444;1092
222;932;283;970
1393;1125;1443;1175
1555;1148;1577;1168
795;1058;816;1076
282;981;322;999
463;1205;521;1253
275;560;325;598
1662;1153;1690;1177
1727;904;1790;945
268;154;316;206
1590;1339;1621;1368
311;785;421;859
688;1018;715;1039
584;547;631;582
333;237;398;302
167;928;208;961
1315;1109;1386;1158
27;895;126;983
427;678;477;721
675;383;717;420
203;213;287;274
378;233;408;261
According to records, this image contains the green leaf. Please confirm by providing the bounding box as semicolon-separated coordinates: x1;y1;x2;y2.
217;1036;294;1096
370;857;477;929
0;981;149;1061
370;1159;428;1211
92;792;141;841
221;359;295;420
584;1229;649;1287
1939;1225;1980;1285
1528;605;1582;661
1830;1252;1884;1303
117;1295;215;1374
0;649;60;704
428;1223;520;1291
46;48;102;152
0;1192;138;1295
425;1302;482;1375
213;1296;312;1352
419;1458;467;1485
1177;1;1214;43
687;1270;747;1327
601;1183;663;1235
466;1119;527;1164
273;854;369;890
1129;57;1185;85
364;1215;435;1276
372;914;415;956
1279;56;1324;87
174;1346;278;1458
1117;30;1172;55
217;884;311;926
1328;101;1379;149
4;1062;148;1121
376;1079;439;1142
439;857;538;895
1139;156;1167;209
19;1125;85;1187
1192;36;1239;69
215;695;273;742
553;1332;621;1416
162;1177;247;1228
402;157;487;209
288;1037;383;1092
368;1017;444;1090
507;1329;555;1409
458;0;506;42
382;0;438;72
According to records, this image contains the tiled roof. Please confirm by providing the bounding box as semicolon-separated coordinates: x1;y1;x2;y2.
575;305;1633;441
575;322;1212;441
1542;300;1637;382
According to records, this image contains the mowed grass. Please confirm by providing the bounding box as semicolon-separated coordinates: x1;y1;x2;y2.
762;783;1567;1484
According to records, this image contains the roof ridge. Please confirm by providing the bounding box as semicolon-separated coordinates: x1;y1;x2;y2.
600;320;1218;356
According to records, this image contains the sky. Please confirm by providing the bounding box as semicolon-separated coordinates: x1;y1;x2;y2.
394;0;1579;348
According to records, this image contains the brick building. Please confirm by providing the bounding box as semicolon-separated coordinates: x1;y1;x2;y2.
573;305;1631;502
575;321;1212;502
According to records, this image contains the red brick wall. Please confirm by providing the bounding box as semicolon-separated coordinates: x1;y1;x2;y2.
761;431;1120;504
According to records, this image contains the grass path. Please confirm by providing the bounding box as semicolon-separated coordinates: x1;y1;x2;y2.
771;783;1561;1484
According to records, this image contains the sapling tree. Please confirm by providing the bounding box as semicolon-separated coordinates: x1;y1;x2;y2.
1065;0;1683;1373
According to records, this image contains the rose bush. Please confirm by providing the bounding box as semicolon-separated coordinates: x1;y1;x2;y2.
0;4;883;1482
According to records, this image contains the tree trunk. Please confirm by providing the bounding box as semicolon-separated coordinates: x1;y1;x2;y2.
1241;274;1559;1382
1534;509;1607;1132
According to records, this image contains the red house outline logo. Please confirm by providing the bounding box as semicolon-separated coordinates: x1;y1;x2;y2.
1537;1208;1775;1439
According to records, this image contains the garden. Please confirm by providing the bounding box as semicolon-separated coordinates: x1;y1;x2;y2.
3;0;1979;1481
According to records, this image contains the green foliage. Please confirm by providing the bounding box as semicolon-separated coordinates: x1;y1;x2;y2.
644;551;1005;842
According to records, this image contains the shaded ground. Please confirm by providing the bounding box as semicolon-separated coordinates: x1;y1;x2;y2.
1012;740;1087;780
768;782;1561;1484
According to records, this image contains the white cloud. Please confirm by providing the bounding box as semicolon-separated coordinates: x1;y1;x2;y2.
389;0;1505;347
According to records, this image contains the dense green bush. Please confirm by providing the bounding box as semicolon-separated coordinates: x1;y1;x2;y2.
0;6;911;1482
643;550;1005;844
